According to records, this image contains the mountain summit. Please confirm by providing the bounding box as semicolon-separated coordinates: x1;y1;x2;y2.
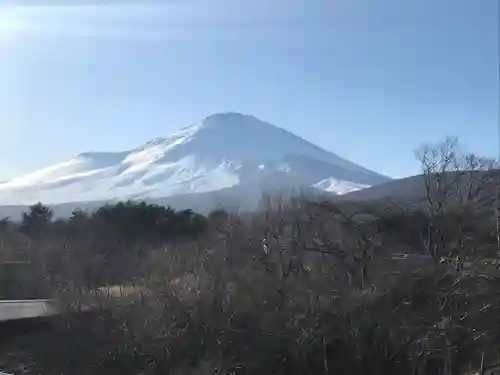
0;113;390;206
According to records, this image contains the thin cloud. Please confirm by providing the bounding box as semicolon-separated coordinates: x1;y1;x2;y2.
0;3;200;39
0;0;166;5
0;0;332;39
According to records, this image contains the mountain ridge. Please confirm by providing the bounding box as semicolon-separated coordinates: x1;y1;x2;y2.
0;112;390;208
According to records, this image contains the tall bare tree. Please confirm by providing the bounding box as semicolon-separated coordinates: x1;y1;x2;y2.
415;137;498;261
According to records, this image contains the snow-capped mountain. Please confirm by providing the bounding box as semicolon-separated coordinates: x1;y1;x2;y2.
0;113;390;208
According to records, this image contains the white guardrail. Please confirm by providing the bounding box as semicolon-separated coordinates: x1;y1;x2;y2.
0;299;57;322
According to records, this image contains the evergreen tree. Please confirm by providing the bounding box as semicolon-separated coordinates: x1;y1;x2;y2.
21;202;53;237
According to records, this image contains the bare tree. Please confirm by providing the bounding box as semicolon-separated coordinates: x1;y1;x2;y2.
415;137;498;261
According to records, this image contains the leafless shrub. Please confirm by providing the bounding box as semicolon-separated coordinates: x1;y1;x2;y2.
1;186;499;374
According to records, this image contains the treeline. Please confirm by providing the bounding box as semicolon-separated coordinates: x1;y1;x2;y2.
1;194;498;375
0;201;210;295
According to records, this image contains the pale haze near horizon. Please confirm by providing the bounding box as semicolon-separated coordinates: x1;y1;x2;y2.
0;0;498;180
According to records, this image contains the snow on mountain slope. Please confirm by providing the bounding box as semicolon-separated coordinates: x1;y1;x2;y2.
0;113;390;206
312;178;370;195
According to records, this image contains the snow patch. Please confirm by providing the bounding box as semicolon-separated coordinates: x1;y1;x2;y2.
312;177;370;195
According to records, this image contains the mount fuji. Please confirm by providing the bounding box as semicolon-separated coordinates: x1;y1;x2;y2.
0;113;390;215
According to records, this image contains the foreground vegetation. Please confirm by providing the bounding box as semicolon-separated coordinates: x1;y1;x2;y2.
0;137;499;375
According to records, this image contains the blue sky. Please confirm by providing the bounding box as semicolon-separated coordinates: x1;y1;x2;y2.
0;0;498;180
